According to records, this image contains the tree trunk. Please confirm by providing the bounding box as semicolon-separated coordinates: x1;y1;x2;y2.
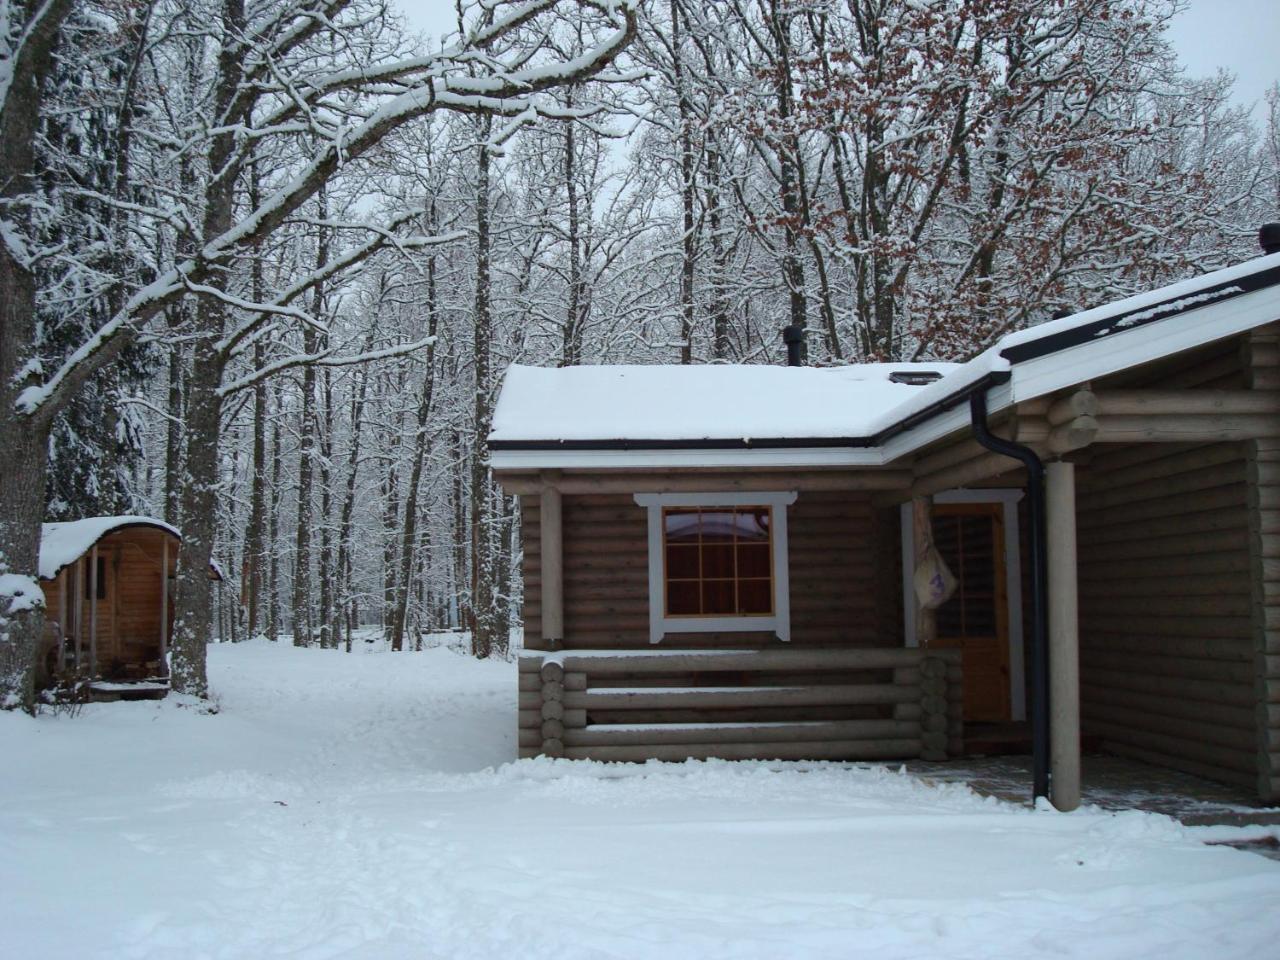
563;90;586;367
170;0;247;697
318;364;335;648
705;138;732;360
336;329;375;653
291;195;329;648
0;392;50;711
0;0;63;703
382;450;401;644
672;0;696;364
471;120;496;659
243;165;267;639
391;243;440;651
266;379;283;642
170;335;226;697
766;0;808;347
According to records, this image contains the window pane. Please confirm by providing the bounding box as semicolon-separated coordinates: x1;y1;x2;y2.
661;503;777;623
667;581;700;616
699;511;736;543
736;543;770;578
701;580;734;614
736;509;770;541
666;545;699;580
702;543;734;578
665;510;699;543
738;579;772;614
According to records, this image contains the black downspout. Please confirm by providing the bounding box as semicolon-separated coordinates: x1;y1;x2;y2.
969;389;1050;803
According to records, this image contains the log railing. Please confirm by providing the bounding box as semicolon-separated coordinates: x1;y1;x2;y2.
517;647;962;763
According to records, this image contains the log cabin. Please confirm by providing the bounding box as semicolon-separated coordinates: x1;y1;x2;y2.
489;228;1280;810
36;516;223;699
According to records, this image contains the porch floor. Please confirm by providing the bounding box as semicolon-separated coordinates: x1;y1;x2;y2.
903;752;1280;826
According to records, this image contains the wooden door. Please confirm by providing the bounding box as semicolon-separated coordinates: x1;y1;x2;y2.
931;503;1010;722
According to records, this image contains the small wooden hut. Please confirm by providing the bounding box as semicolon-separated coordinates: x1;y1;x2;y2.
36;516;222;698
489;234;1280;809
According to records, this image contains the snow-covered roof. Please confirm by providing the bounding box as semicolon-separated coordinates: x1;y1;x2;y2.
39;516;180;580
490;363;958;444
489;251;1280;470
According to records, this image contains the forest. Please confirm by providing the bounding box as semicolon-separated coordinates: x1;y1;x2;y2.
1;0;1277;710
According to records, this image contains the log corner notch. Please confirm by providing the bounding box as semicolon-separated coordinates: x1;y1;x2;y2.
539;659;565;757
519;656;587;759
539;470;564;650
1045;387;1099;455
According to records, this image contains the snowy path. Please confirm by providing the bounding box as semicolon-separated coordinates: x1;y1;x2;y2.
3;640;1280;959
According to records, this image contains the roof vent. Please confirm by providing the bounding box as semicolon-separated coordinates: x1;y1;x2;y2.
889;370;943;386
1261;222;1280;256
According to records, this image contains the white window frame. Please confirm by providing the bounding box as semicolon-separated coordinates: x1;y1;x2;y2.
634;491;797;645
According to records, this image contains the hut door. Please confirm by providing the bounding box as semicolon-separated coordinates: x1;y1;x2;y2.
931;503;1011;722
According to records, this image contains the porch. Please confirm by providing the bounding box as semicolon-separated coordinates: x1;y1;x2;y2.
905;753;1280;827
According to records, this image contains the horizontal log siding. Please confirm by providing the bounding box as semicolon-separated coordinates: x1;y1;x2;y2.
524;491;887;651
1078;441;1255;789
518;649;962;761
1247;323;1280;799
516;486;911;759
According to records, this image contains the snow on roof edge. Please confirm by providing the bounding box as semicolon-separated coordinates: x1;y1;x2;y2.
39;516;180;581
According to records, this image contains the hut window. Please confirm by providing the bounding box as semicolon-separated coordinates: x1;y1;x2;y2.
635;491;796;644
663;507;773;617
83;555;107;600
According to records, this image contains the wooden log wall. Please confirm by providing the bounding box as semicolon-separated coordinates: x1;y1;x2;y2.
1246;324;1280;799
514;486;931;760
517;648;962;762
1075;332;1268;792
521;490;896;652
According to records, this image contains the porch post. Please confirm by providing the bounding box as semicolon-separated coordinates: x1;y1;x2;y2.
1046;460;1081;811
540;471;564;647
58;569;69;672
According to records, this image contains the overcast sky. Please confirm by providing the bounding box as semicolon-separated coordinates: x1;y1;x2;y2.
394;0;1279;113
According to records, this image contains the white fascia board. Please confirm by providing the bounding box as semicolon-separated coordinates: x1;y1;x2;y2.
489;445;889;471
878;379;1015;466
1007;285;1280;404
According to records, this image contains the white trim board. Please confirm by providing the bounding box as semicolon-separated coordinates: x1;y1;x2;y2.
900;489;1026;722
634;491;797;645
492;446;887;471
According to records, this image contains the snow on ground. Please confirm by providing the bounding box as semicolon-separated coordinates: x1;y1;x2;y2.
3;640;1280;960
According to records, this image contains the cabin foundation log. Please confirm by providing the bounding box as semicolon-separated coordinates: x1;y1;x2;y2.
518;649;961;762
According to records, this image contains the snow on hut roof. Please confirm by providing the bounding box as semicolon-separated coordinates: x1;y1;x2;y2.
490;362;959;444
39;516;180;581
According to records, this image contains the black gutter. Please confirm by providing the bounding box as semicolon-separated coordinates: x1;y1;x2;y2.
969;389;1050;803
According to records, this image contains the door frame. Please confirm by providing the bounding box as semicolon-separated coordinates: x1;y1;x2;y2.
900;489;1026;722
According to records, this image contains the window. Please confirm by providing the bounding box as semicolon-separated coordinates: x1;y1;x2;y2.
663;507;773;616
635;492;795;644
83;555;107;601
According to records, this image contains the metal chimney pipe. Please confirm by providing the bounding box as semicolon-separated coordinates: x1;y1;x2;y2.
1261;223;1280;256
782;324;806;366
